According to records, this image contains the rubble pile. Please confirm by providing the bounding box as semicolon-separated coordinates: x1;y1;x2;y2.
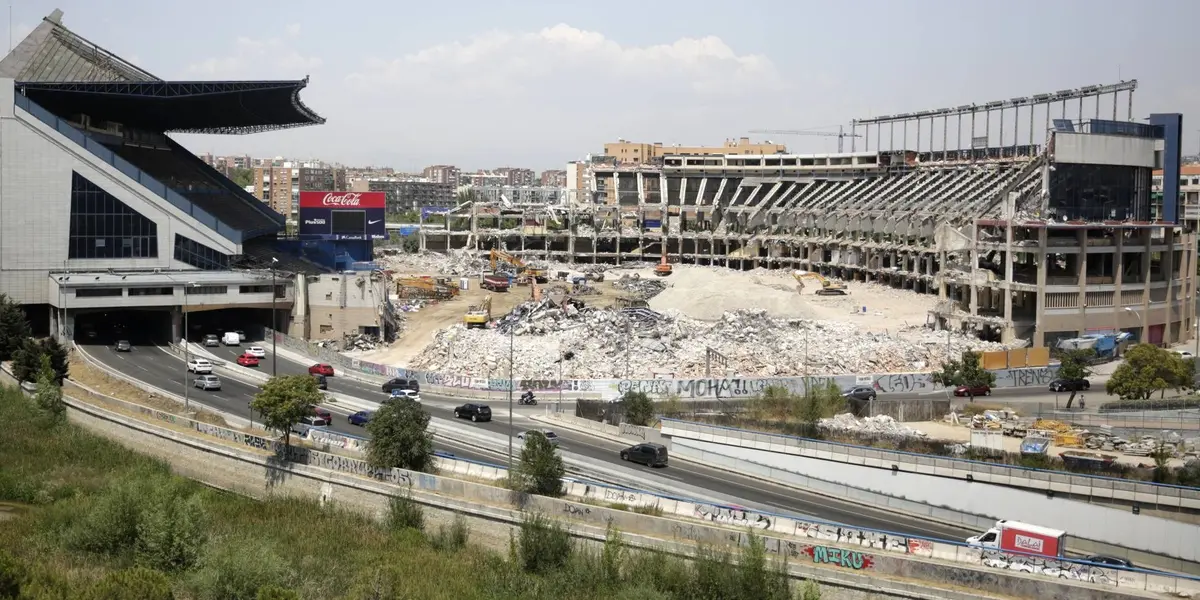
612;274;668;299
342;333;382;351
819;414;928;438
408;306;1008;380
374;249;488;276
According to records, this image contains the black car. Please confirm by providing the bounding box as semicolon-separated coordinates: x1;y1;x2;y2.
382;377;420;394
842;386;876;402
453;403;492;422
620;443;669;467
312;374;328;390
1084;555;1134;569
1049;378;1090;392
114;340;132;352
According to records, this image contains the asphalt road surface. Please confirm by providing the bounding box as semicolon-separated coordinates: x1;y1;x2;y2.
80;340;990;543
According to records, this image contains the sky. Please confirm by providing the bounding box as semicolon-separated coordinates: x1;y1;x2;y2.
7;0;1200;172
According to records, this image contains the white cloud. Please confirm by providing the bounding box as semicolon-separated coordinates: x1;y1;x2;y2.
186;28;322;79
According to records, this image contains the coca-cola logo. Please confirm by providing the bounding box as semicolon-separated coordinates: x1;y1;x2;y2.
321;193;363;207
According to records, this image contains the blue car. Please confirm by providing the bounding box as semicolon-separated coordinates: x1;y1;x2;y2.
348;411;373;426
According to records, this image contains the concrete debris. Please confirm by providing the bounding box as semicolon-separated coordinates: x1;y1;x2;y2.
342;333;382;351
375;249;489;276
611;274;668;299
819;413;928;438
408;306;1009;380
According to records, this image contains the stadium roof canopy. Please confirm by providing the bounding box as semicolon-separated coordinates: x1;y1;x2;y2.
0;9;325;134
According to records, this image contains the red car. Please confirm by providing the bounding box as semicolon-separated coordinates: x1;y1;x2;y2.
308;405;332;423
954;384;992;397
308;363;334;376
236;353;260;367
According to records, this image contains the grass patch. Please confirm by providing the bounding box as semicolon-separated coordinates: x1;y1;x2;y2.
0;385;821;599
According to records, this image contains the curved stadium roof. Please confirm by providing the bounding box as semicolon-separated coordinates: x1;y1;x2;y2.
0;9;325;134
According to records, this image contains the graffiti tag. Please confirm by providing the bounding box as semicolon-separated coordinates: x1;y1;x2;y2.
981;550;1114;584
803;546;874;570
694;504;770;529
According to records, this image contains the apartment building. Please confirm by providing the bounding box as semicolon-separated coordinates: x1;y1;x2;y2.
540;169;567;187
603;137;788;165
350;177;456;211
254;165;348;216
422;164;460;185
495;167;535;186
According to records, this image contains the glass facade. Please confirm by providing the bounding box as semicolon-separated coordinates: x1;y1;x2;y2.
174;234;231;270
68;172;159;259
1048;164;1148;222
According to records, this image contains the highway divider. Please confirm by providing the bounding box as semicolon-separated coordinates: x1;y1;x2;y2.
266;328;1063;402
21;372;1200;597
661;418;1200;565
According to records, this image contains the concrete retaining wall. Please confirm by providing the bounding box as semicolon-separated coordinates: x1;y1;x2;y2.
268;330;1061;400
48;390;1196;599
662;421;1200;563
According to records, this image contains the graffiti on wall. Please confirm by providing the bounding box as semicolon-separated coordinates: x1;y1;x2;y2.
693;504;771;529
994;366;1059;388
794;523;930;557
981;550;1114;584
872;373;935;394
801;545;874;570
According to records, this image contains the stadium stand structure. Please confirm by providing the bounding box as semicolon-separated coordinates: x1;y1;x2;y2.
423;83;1191;349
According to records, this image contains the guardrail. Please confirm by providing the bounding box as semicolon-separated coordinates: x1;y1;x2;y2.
266;329;1062;401
24;372;1200;597
659;418;1200;512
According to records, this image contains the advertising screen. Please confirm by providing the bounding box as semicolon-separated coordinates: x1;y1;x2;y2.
298;192;386;240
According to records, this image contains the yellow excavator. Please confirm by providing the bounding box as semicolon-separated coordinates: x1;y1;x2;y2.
793;270;849;296
489;249;548;283
396;276;460;300
463;296;492;328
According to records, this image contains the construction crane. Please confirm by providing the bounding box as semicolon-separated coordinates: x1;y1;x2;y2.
748;126;862;153
793;270;848;296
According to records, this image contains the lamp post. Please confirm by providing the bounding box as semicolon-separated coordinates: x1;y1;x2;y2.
557;346;564;414
182;281;196;410
1124;307;1145;341
271;258;279;377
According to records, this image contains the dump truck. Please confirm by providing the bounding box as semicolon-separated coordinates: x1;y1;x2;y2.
463;296;491;329
396;276;459;300
793;270;848;295
481;274;510;292
966;520;1066;558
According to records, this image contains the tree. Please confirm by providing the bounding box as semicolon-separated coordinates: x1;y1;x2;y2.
513;430;565;496
0;294;31;362
13;338;68;384
799;382;846;432
250;375;323;453
366;397;434;472
34;355;65;420
1105;343;1188;400
621;391;654;426
931;350;997;402
228;167;254;188
1056;348;1096;409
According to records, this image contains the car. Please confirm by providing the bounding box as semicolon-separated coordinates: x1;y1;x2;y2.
953;384;992;397
308;405;333;423
348;411;373;426
246;346;267;358
620;443;669;467
203;334;220;347
114;340;132;352
309;363;334;376
236;353;260;367
841;386;876;402
222;332;241;346
1173;350;1193;358
193;374;221;391
235;330;247;342
453;403;492;422
312;373;328;390
517;429;559;447
1049;378;1090;392
381;377;420;393
299;415;329;428
389;388;421;403
1084;555;1134;569
186;358;213;374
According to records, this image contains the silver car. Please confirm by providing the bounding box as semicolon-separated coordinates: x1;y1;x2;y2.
193;374;221;391
518;429;560;447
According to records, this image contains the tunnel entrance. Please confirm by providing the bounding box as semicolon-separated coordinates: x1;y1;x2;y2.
183;307;277;344
73;309;173;346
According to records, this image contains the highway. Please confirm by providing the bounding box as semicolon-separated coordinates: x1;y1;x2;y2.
83;339;985;543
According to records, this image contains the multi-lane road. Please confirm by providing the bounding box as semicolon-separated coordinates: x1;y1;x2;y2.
84;339;986;542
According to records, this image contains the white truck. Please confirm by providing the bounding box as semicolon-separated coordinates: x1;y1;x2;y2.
222;332;241;346
967;519;1067;558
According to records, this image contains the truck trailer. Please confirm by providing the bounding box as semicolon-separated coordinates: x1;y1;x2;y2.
966;519;1066;557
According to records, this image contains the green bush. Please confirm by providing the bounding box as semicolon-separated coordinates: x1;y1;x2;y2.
187;537;294;600
0;550;25;599
517;513;572;574
64;474;150;556
86;567;174;600
386;493;424;532
136;488;208;572
429;515;468;552
254;586;299;600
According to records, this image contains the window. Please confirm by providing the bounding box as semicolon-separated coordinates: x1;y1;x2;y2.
74;287;123;297
188;285;228;295
68;172;158;259
174;234;230;270
128;287;173;296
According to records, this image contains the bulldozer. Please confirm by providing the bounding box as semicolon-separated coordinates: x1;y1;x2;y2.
396;276;460;300
490;249;549;283
793;270;848;296
463;296;492;329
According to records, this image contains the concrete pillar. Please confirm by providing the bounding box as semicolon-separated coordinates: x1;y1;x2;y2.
1164;228;1177;343
1076;229;1088;336
1140;232;1152;342
969;225;980;316
1034;227;1048;348
1113;233;1124;334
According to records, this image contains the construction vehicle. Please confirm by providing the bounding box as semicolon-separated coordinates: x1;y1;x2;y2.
481;273;510;292
793;270;848;296
654;246;673;277
489;249;549;283
396;276;460;300
463;296;491;328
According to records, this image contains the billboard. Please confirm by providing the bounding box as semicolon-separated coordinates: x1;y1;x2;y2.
299;191;386;241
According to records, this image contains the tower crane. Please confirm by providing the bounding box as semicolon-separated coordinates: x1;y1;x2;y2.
748;125;862;153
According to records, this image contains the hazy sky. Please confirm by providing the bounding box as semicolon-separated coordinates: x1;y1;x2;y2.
8;0;1200;172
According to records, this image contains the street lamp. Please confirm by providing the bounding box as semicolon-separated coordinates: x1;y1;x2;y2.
1124;307;1145;340
182;281;196;410
271;257;279;377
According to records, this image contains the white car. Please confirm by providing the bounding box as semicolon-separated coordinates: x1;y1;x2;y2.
186;358;213;374
518;429;560;447
388;389;421;403
246;346;267;358
193;375;221;391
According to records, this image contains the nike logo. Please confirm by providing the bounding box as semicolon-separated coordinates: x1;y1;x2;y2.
368;219;382;225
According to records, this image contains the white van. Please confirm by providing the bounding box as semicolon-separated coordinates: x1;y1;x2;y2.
222;332;241;346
